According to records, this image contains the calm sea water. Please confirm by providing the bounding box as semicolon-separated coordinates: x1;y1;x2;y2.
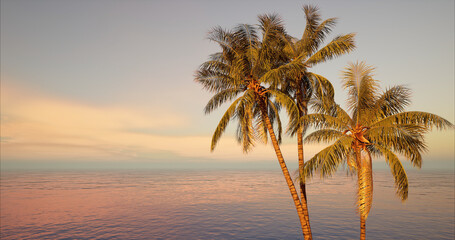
1;169;454;239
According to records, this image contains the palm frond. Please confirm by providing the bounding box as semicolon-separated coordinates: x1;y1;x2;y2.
341;61;379;123
308;72;334;100
301;17;338;57
305;33;356;67
300;5;321;41
298;5;321;55
235;97;256;153
306;72;335;116
298;113;349;133
367;124;427;168
233;24;258;70
199;59;230;74
282;34;298;59
373;143;409;201
258;13;285;44
346;151;357;173
333;104;354;125
310;98;353;127
308;17;337;52
210;97;243;151
372;111;454;131
268;89;299;133
375;85;411;117
229;55;251;84
195;71;234;93
204;88;243;114
304;129;344;144
268;99;283;143
207;26;239;58
195;58;236;92
254;13;287;77
304;136;352;178
260;53;306;85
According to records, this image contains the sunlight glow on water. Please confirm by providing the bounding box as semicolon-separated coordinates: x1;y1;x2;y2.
1;170;454;239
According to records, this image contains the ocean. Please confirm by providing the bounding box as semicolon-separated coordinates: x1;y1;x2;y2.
1;169;454;239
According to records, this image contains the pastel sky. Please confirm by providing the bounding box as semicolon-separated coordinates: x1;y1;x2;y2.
1;0;454;170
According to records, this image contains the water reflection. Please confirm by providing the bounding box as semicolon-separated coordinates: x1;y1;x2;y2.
1;170;453;239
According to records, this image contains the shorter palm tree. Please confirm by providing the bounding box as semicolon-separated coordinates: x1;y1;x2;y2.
300;62;453;240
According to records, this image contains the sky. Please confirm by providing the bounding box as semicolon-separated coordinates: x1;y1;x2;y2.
1;0;454;170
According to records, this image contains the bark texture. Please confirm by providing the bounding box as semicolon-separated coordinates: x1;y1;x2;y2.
360;215;366;240
297;87;312;236
298;130;312;236
260;100;312;240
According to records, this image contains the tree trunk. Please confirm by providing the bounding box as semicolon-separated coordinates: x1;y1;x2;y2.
355;147;367;240
298;128;312;236
260;102;312;240
297;93;311;235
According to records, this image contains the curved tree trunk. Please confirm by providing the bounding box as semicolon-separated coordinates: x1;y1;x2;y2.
297;92;312;235
260;102;312;240
298;128;312;236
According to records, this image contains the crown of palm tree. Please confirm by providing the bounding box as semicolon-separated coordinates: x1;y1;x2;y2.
302;61;453;218
195;14;299;153
280;5;356;135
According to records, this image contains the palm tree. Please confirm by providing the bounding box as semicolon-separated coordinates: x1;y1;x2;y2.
301;62;453;240
281;5;356;232
195;14;313;239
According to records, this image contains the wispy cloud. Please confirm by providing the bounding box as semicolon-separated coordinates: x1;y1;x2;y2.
1;83;190;161
2;82;452;167
0;83;322;163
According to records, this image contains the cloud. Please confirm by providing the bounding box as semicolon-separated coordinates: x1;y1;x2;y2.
0;83;189;161
0;83;325;164
2;82;452;167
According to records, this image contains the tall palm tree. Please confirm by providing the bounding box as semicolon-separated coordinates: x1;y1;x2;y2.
282;5;356;232
195;14;313;239
301;62;453;240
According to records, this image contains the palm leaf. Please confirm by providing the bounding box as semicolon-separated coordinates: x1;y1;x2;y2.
268;89;299;131
304;135;352;178
236;97;255;153
308;72;334;100
204;88;243;114
372;111;454;130
210;97;243;151
254;14;286;77
301;17;338;57
268;99;283;143
304;129;344;144
207;26;240;58
233;23;258;71
260;54;306;85
375;85;411;117
373;143;409;201
299;113;349;132
300;4;321;43
195;60;235;92
309;98;353;127
341;61;378;117
305;33;356;67
367;124;427;167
